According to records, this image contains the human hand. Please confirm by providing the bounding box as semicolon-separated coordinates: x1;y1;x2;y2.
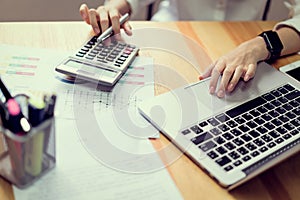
199;37;269;98
79;3;132;36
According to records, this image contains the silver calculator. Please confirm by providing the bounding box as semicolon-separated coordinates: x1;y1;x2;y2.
55;35;139;86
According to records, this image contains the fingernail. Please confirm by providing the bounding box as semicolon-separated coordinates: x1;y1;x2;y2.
244;75;249;81
217;90;225;98
209;86;215;94
228;83;234;92
94;27;100;34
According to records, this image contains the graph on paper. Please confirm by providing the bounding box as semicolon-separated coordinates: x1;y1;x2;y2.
56;57;155;118
0;55;40;76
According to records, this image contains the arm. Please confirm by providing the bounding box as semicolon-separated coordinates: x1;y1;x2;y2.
200;22;300;98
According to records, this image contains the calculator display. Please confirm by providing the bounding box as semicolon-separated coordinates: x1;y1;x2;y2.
65;60;117;78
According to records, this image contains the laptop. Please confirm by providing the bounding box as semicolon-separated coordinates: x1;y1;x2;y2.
138;62;300;190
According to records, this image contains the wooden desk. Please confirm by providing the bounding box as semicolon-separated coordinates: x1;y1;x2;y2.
0;21;299;200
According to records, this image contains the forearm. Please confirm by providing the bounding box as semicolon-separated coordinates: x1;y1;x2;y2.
276;26;300;56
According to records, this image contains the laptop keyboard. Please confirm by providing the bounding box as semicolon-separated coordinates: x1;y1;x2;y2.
181;84;300;172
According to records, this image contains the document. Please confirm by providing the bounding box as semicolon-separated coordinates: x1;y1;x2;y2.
13;119;183;200
0;45;182;199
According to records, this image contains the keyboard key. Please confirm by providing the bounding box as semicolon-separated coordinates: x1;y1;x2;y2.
207;150;219;159
286;111;296;119
216;146;228;154
229;151;240;159
254;117;265;125
253;138;265;146
230;129;242;136
241;134;252;142
285;90;300;100
283;123;296;131
245;143;257;151
207;118;220;126
278;87;289;94
226;120;238;128
261;134;273;142
224;165;233;172
199;140;217;152
247;121;258;129
191;132;213;145
181;129;191;135
239;124;250;132
218;124;230;132
216;156;231;167
224;142;236;150
271;90;282;97
290;129;299;136
248;130;260;138
226;97;266;118
276;127;287;135
278;115;289;123
235;116;246;124
242;113;253;120
271;118;282;126
262;93;276;101
233;160;243;166
257;127;268;134
275;138;284;144
283;84;295;91
232;138;244;146
237;147;249;155
264;122;275;130
250;109;260;117
214;136;226;145
223;132;234;140
270;99;282;107
191;125;203;134
216;113;230;122
259;146;268;153
210;128;222;136
242;155;251;162
251;151;260;157
269;130;280;138
199;121;208;127
257;106;268;113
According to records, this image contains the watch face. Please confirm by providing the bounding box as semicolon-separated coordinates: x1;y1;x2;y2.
260;31;283;60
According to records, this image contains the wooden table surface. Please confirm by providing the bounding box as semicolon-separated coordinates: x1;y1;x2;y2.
0;21;299;200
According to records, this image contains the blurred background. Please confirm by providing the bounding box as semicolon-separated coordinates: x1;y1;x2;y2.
0;0;290;21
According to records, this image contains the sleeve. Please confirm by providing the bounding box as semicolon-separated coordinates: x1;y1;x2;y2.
126;0;158;19
274;0;300;32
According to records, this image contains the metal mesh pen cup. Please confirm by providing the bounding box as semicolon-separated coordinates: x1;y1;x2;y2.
0;117;55;189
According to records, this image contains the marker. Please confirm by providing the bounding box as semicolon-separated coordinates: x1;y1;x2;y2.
43;94;57;120
6;99;30;182
97;13;130;42
25;97;46;176
0;77;12;102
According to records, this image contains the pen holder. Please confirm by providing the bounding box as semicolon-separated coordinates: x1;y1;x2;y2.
0;117;56;189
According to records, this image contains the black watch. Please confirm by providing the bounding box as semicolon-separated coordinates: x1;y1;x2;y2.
258;30;283;62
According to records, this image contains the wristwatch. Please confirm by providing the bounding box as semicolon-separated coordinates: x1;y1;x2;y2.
258;30;283;62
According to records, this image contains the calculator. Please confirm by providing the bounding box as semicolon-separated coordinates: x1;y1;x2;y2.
55;35;139;86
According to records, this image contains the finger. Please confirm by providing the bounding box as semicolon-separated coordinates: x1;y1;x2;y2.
209;59;226;95
199;63;214;80
109;9;121;34
123;21;132;36
79;4;90;24
98;7;109;33
227;65;244;92
217;65;235;98
89;9;101;34
244;63;256;81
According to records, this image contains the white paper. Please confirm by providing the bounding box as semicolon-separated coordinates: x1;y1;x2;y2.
0;44;182;200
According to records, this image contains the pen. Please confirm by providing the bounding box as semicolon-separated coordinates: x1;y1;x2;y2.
97;13;130;42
